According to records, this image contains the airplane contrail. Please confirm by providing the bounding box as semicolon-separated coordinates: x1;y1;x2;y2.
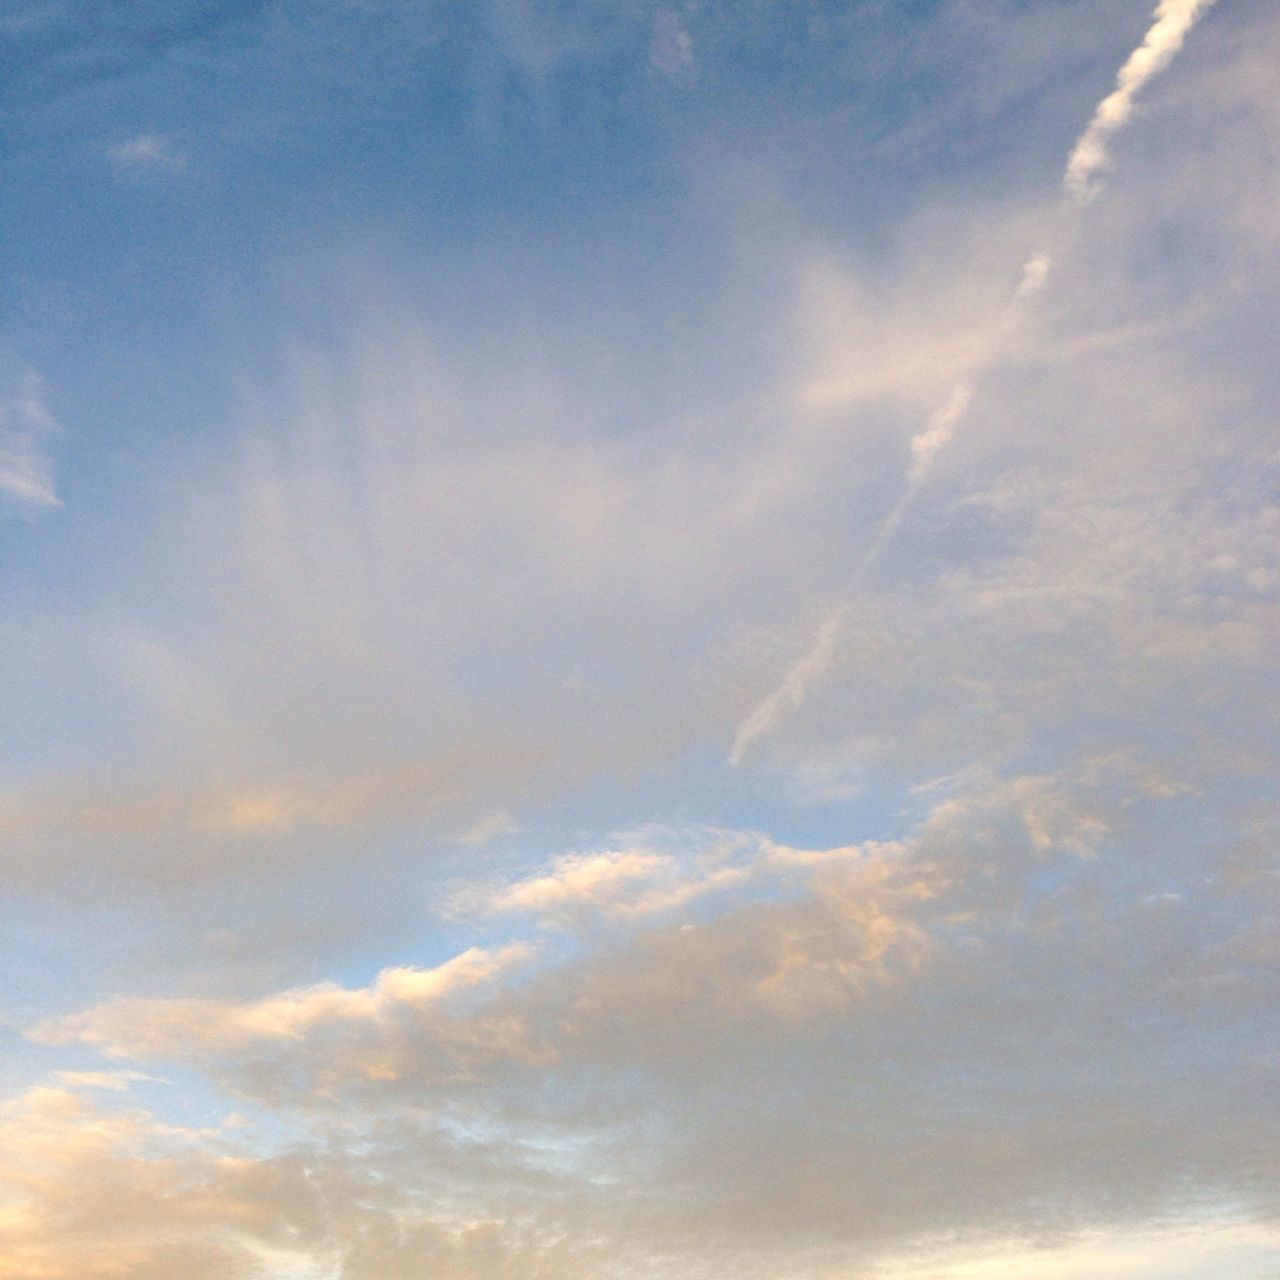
1065;0;1219;202
729;0;1217;767
729;274;1041;768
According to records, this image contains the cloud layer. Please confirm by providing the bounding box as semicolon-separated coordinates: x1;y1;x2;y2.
3;1;1278;1277
15;770;1280;1275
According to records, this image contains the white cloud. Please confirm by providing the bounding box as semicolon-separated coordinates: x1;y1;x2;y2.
906;384;971;486
30;944;533;1064
877;1218;1280;1280
107;133;187;173
0;1081;593;1279
483;829;777;921
53;1069;158;1091
0;366;59;511
729;611;843;766
650;10;695;83
1064;0;1218;201
3;5;1278;1275
729;0;1226;765
456;811;521;845
1016;250;1052;296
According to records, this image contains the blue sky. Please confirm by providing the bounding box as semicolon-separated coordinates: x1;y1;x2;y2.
2;1;1278;1276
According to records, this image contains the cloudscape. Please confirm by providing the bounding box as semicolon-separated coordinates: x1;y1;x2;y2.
2;1;1277;1276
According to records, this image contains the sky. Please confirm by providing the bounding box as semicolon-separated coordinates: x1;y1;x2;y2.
1;0;1278;1276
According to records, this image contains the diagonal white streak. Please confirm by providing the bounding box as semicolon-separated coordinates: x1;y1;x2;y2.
731;1;1218;766
1064;0;1218;202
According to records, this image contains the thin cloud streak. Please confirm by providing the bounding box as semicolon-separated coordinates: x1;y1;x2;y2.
731;258;1049;766
732;0;1219;764
1065;0;1219;202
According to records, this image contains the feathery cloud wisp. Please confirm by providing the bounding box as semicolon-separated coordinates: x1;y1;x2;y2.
730;612;845;766
650;10;695;83
0;368;59;511
907;385;972;487
108;132;187;173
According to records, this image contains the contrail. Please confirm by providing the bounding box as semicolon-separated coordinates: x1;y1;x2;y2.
730;1;1216;766
728;278;1039;768
729;610;847;767
728;389;976;764
1065;0;1218;202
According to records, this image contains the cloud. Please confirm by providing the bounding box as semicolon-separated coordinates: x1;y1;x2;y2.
730;372;976;765
864;1219;1280;1280
729;0;1226;765
906;384;971;486
0;366;59;511
3;5;1278;1276
730;234;1062;767
492;848;681;915
1064;0;1218;201
0;1085;274;1280
482;828;782;922
1016;250;1052;296
729;611;843;766
53;1070;159;1092
456;811;521;846
650;10;695;84
31;944;534;1067
20;765;1278;1273
0;1081;596;1279
0;1066;1274;1280
107;133;188;173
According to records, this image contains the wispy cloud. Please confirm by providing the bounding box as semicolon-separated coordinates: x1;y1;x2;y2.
456;811;521;846
108;132;187;173
730;251;1050;766
53;1069;160;1091
31;943;533;1064
730;0;1219;764
650;10;695;84
2;3;1275;1276
0;366;59;512
730;611;844;766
